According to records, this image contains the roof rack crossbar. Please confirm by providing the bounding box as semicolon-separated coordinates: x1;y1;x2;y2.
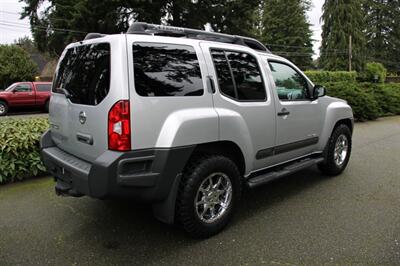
126;22;270;53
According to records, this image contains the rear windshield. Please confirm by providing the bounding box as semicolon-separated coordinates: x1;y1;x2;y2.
53;43;110;105
132;42;203;97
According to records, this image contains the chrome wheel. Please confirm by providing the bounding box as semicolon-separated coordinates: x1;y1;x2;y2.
194;172;233;223
0;104;5;115
334;134;348;166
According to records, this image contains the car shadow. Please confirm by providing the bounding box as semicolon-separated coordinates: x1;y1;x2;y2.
69;166;326;264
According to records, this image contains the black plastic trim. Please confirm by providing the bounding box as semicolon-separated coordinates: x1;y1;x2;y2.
40;130;195;201
256;136;319;160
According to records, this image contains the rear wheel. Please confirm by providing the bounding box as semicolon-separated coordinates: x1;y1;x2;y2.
176;155;241;238
0;101;8;116
318;124;352;176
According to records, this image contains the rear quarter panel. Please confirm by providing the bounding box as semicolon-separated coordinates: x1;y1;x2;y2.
126;35;219;150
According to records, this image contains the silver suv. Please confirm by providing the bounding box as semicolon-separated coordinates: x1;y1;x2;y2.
41;23;353;238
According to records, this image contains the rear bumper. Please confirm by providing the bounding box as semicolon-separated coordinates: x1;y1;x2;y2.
40;130;194;201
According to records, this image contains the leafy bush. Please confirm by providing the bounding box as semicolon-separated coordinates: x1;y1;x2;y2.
324;82;382;121
0;44;38;89
361;62;387;83
304;71;357;84
363;83;400;115
0;117;49;184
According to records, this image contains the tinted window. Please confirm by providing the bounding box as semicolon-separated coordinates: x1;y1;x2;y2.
133;43;203;97
53;43;110;105
36;84;51;92
14;84;32;92
226;51;266;100
268;62;309;101
211;49;266;101
210;50;236;98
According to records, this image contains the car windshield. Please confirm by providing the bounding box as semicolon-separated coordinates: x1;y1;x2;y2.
5;84;16;91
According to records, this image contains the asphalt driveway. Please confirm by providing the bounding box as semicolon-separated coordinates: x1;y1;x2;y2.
1;116;400;265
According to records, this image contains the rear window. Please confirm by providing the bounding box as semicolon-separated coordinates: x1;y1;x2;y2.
132;43;203;97
53;43;110;105
36;84;51;92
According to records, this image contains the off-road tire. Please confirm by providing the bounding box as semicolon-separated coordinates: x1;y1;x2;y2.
176;154;242;238
318;124;352;176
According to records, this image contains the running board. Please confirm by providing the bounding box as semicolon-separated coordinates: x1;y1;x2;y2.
246;157;324;188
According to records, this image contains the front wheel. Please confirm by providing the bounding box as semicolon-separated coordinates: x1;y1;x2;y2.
176;155;241;238
318;124;352;176
0;101;8;116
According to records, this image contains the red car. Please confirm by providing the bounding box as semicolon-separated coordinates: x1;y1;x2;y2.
0;82;52;116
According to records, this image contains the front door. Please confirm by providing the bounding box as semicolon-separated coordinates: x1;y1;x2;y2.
266;60;323;161
9;83;35;106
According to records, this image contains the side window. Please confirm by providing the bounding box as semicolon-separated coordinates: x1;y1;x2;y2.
210;49;266;101
210;50;236;98
36;84;51;92
133;43;203;97
268;62;309;101
226;51;266;100
14;84;32;92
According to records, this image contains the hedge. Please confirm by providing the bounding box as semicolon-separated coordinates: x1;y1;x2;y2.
325;82;400;121
0;118;49;184
304;71;357;84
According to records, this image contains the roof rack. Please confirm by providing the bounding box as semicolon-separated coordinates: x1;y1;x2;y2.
126;22;270;53
84;33;106;40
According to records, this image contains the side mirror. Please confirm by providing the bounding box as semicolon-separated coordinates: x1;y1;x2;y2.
312;85;326;99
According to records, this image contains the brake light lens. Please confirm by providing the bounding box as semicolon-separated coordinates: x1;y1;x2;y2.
108;100;131;151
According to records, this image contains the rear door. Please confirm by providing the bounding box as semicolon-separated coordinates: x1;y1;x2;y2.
200;42;277;171
34;83;52;105
49;36;129;162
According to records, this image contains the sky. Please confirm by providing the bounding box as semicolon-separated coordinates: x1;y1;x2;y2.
0;0;324;57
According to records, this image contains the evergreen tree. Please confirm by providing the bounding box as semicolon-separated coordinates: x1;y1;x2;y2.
320;0;365;71
259;0;314;69
364;0;400;73
21;0;260;55
387;0;400;73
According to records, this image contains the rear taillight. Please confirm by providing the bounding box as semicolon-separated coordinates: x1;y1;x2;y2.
108;100;131;151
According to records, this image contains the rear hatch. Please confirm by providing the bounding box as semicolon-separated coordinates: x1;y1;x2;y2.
49;36;129;163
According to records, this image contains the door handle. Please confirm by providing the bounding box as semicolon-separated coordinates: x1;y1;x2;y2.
207;76;216;93
277;108;290;116
76;133;93;145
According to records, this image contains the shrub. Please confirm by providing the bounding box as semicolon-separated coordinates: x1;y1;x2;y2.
0;117;49;184
363;83;400;115
324;82;382;121
361;62;387;83
304;71;357;84
0;44;38;89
